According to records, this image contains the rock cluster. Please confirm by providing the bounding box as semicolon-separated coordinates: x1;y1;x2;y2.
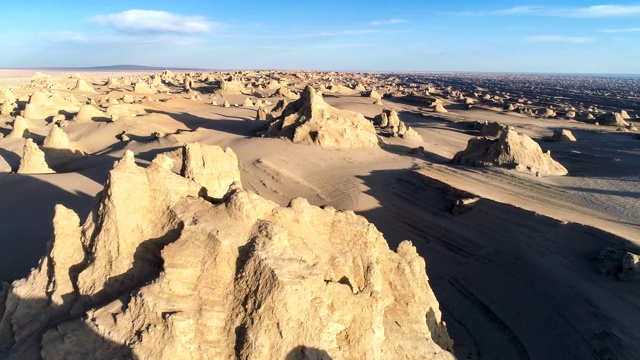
452;127;568;176
0;143;454;359
258;86;380;149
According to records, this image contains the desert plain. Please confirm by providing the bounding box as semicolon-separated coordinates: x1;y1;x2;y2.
0;68;639;359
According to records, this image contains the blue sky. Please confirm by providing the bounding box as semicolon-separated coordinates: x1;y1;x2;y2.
1;1;640;73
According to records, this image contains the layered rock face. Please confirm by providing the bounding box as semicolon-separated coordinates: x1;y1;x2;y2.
259;85;380;149
0;143;453;359
453;127;568;176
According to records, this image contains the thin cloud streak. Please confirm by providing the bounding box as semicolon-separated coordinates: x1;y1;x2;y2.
214;29;378;39
458;4;640;18
526;35;593;43
91;9;216;34
601;27;640;33
370;18;407;26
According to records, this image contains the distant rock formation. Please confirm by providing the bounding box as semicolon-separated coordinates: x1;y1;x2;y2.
242;97;254;107
43;124;79;151
72;79;96;93
7;116;30;138
452;127;568;176
23;91;81;120
74;105;107;122
258;85;380;149
476;121;506;137
0;144;454;359
134;82;156;94
271;86;299;99
552;129;577;142
17;138;55;174
596;247;640;281
433;103;447;113
597;112;629;127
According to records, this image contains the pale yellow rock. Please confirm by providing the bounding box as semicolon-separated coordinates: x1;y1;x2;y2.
242;97;254;107
552;129;577;142
74;104;106;122
434;103;448;113
0;143;454;360
43;125;79;151
259;85;379;149
453;127;568;176
7;116;30;138
182;143;241;198
17;138;55;174
134;82;156;94
72;79;96;93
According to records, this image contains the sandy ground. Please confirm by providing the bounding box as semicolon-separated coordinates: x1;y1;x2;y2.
1;70;639;359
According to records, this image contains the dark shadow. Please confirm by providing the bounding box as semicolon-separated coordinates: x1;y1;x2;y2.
0;296;137;359
285;346;333;360
0;148;20;171
74;223;184;312
355;168;640;360
145;109;264;137
0;174;95;282
381;142;450;163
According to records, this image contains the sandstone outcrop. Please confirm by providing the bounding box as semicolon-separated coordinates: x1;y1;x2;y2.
0;143;454;359
7;116;30;138
72;79;96;93
452;127;568;176
552;129;577;142
74;105;107;122
258;85;379;149
16;138;55;174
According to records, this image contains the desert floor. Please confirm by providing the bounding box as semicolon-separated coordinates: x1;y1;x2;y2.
1;70;639;359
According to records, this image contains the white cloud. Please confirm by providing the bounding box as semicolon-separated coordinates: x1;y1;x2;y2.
216;29;378;39
526;35;593;43
459;4;640;18
569;5;640;17
91;9;215;34
370;18;407;26
601;27;640;33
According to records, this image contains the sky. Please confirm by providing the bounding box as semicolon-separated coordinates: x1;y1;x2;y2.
1;1;640;73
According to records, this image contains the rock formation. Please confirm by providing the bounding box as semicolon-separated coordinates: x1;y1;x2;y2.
272;87;299;99
476;121;506;137
242;97;254;107
7;116;30;138
16;138;55;174
256;106;268;121
258;86;379;149
134;82;156;94
452;127;568;176
43;125;79;151
596;248;640;281
74;105;107;122
552;129;577;142
0;143;454;360
433;103;447;113
597;112;629;127
23;91;81;120
181;143;242;198
72;79;96;93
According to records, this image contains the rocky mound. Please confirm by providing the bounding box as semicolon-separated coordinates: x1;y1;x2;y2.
0;143;454;359
552;129;577;142
22;91;81;120
7;116;30;138
258;85;379;149
452;127;568;176
16;138;55;174
72;79;96;93
597;112;629;127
